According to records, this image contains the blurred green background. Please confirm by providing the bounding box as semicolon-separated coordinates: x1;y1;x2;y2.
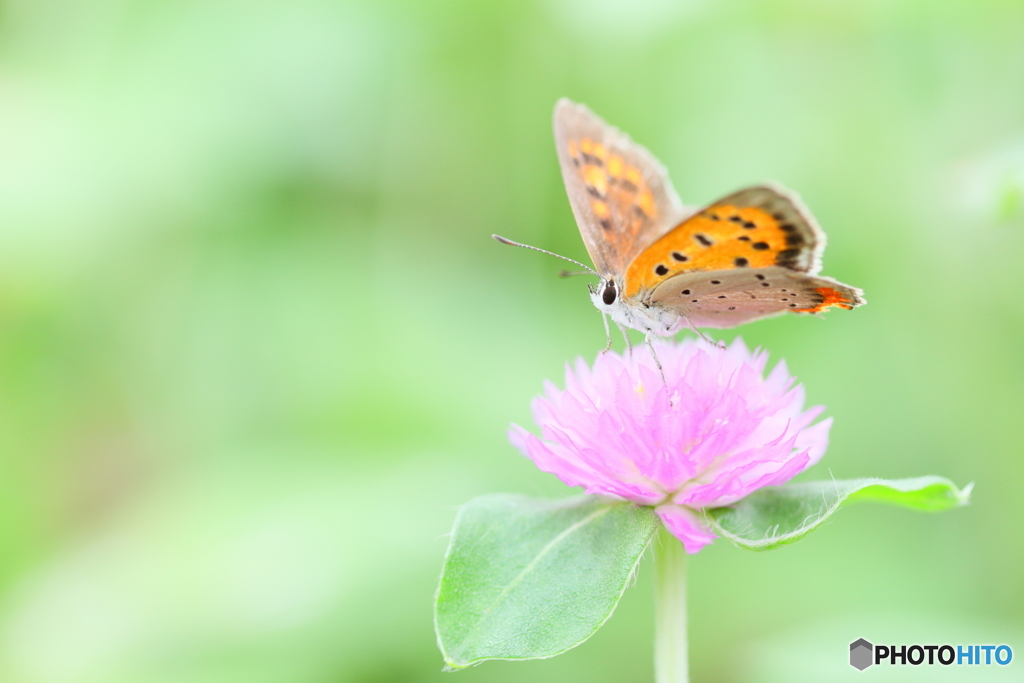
0;0;1021;681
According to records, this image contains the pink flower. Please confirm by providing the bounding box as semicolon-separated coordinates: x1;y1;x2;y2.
509;339;831;553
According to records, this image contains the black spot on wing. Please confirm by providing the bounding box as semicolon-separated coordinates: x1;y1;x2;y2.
776;248;802;267
617;178;638;192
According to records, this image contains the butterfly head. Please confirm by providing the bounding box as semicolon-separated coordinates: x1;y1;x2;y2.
589;277;625;316
590;274;688;338
587;278;616;305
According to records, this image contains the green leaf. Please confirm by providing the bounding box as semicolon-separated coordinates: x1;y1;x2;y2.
434;494;658;670
706;476;972;551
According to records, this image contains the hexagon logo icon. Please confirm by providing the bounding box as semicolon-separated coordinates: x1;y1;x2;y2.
850;638;873;670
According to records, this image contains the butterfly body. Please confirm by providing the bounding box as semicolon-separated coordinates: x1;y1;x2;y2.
591;284;683;337
552;99;864;336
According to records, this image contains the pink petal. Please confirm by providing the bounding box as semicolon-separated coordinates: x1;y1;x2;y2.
509;338;835;554
656;504;718;554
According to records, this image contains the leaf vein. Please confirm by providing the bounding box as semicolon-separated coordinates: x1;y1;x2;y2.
480;505;613;620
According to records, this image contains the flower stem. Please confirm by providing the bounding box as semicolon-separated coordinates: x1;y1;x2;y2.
654;527;688;683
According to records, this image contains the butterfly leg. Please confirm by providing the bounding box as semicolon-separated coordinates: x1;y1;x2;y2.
682;314;725;349
644;334;669;391
601;313;613;353
617;322;633;354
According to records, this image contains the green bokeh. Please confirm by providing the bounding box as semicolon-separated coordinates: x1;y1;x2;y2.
0;1;1021;681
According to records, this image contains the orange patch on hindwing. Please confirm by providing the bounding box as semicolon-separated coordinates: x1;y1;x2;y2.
625;204;805;297
794;287;854;313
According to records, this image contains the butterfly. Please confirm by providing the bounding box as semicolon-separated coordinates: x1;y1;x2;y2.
496;99;864;344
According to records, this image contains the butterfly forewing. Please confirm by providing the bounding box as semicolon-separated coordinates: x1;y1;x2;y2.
649;266;865;329
622;185;826;298
711;186;823;272
554;99;685;277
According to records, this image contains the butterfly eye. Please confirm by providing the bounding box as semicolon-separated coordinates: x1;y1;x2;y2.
602;282;617;305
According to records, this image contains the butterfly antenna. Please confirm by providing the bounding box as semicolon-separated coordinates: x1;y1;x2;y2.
492;235;597;276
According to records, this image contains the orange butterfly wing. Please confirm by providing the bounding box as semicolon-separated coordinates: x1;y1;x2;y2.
624;186;825;298
554;99;686;278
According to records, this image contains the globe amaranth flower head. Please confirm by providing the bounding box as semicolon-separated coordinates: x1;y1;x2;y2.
509;338;831;553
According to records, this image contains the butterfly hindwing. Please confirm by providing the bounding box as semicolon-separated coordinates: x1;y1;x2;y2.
623;185;825;298
649;266;865;329
554;99;685;277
